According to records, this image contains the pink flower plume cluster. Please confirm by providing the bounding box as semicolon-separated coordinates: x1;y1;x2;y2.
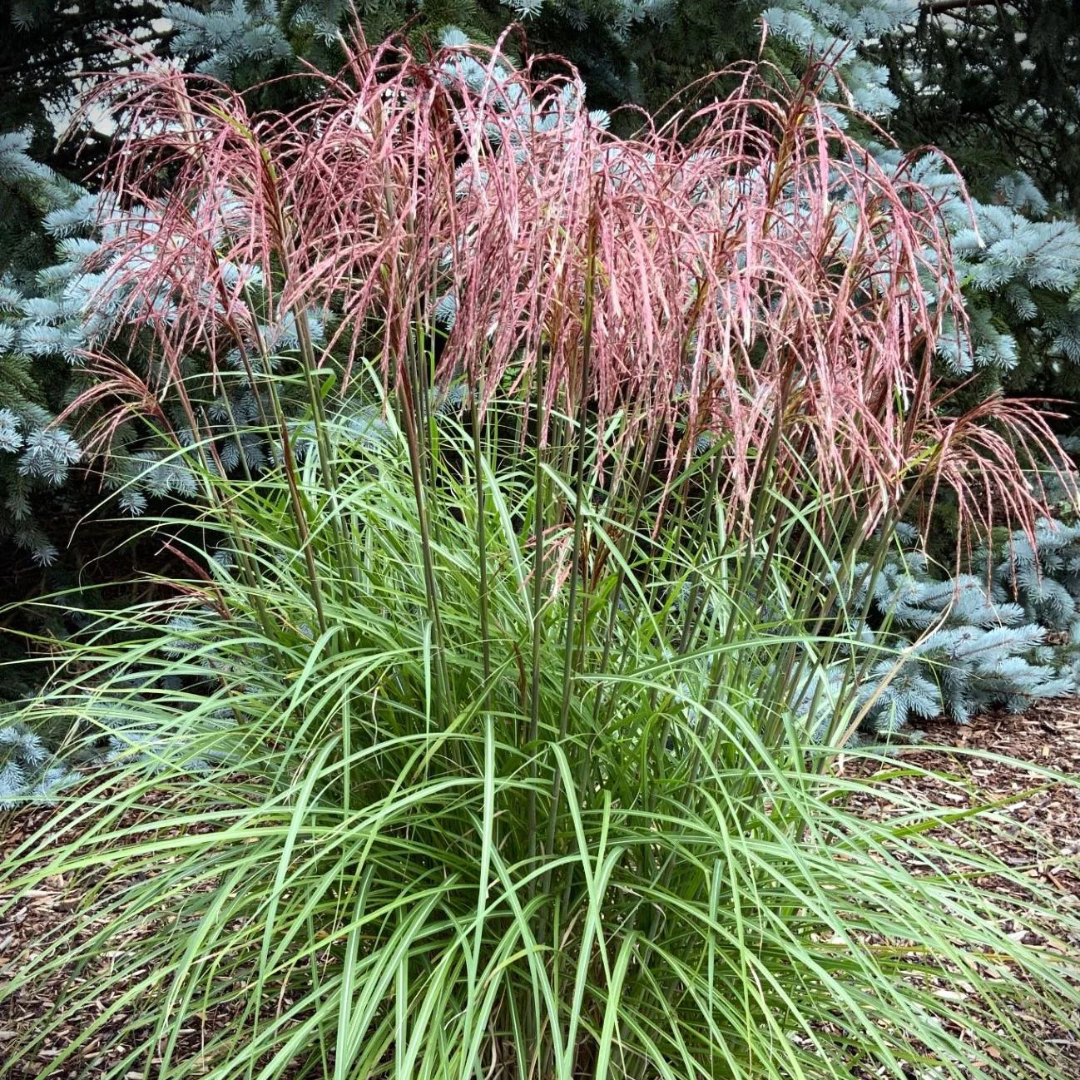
78;31;1071;543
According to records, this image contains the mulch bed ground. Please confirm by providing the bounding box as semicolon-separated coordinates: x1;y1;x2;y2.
0;783;252;1079
2;703;1080;1078
840;702;1080;1078
843;700;1080;898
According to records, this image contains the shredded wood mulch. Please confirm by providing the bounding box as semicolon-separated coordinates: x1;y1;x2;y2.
0;783;263;1079
841;701;1080;898
2;704;1080;1078
839;702;1080;1078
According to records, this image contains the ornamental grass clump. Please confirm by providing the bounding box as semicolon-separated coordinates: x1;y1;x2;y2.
1;31;1078;1080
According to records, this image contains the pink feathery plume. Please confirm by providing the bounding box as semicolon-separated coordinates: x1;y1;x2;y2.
73;32;1074;550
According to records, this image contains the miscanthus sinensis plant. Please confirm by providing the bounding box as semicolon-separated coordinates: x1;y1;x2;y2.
2;35;1078;1080
162;0;1080;401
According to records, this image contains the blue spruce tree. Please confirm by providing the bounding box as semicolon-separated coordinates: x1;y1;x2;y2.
0;131;90;568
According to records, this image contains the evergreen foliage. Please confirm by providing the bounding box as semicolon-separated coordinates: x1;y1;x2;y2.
0;132;89;568
945;167;1080;393
840;520;1080;740
165;0;653;112
0;720;73;810
0;120;334;571
0;0;167;177
993;516;1080;637
0;0;171;583
753;0;1080;413
163;0;898;119
877;1;1080;213
861;556;1073;735
859;146;1080;394
861;3;1080;399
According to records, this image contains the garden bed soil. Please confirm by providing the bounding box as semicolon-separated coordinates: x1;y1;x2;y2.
841;703;1080;1078
843;701;1080;899
1;703;1079;1078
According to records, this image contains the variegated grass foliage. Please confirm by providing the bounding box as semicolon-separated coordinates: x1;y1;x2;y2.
2;31;1078;1080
